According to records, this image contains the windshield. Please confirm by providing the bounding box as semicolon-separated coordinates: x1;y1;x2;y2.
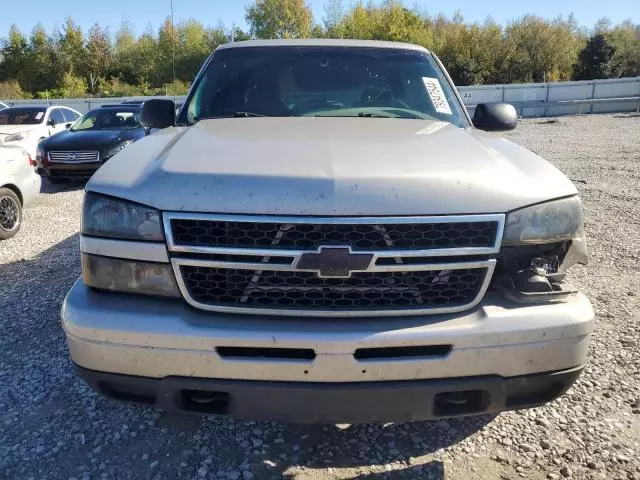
178;46;468;127
0;107;47;126
71;108;141;131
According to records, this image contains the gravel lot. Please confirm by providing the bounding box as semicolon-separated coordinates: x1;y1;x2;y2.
1;113;638;480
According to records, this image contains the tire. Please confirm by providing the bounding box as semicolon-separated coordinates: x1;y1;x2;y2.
0;188;22;240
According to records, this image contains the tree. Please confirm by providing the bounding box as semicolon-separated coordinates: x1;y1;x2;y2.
84;24;112;94
23;24;61;94
607;21;640;77
156;18;178;85
246;0;313;39
57;72;88;97
134;28;159;87
323;0;345;32
573;34;618;80
112;22;139;85
176;20;210;81
500;15;577;83
56;18;85;77
0;25;29;82
0;80;28;99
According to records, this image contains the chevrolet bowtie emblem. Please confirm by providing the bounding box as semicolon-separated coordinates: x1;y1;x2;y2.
295;246;374;278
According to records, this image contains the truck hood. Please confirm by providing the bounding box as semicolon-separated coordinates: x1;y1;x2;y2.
88;118;577;215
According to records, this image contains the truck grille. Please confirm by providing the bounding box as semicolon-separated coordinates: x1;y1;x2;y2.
165;213;504;317
181;266;488;310
48;151;100;163
170;219;498;250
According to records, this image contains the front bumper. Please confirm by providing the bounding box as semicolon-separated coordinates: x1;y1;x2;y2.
62;281;593;421
37;162;101;179
76;364;584;423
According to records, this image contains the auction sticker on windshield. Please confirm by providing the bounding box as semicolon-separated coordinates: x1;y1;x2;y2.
422;77;452;115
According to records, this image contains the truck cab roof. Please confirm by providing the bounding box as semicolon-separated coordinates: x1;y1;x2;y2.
216;38;431;53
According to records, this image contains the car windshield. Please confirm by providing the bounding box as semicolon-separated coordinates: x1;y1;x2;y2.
179;46;468;127
0;107;47;125
71;108;141;131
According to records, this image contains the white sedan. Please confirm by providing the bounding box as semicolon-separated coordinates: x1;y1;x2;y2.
0;145;41;239
0;105;82;158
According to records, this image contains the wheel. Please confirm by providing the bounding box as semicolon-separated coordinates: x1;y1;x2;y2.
0;188;22;240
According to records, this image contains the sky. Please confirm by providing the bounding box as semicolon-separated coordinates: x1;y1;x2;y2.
2;0;639;38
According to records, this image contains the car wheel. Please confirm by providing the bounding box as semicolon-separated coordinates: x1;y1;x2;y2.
0;188;22;240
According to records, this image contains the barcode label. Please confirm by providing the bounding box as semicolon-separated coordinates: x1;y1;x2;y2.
423;77;453;115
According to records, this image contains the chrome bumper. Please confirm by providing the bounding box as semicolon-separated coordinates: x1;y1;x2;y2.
62;280;594;383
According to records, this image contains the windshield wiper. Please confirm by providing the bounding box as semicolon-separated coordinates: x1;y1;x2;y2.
196;112;267;120
314;112;394;118
357;112;393;118
232;111;267;117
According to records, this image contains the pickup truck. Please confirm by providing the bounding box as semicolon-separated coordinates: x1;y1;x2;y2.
62;39;593;423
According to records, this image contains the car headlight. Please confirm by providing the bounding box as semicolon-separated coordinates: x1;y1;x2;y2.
82;192;164;241
103;140;134;160
4;132;27;142
82;253;180;297
502;196;583;246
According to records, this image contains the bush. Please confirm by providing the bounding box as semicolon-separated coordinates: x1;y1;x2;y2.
155;80;190;96
35;73;89;99
98;77;150;97
0;80;30;99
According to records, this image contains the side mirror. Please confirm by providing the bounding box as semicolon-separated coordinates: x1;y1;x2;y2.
65;123;72;129
140;99;176;129
472;103;518;132
47;118;56;127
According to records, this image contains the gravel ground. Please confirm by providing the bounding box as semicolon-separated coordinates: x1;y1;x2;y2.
1;113;638;480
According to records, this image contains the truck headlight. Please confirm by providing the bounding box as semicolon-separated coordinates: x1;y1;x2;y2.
82;192;164;241
82;254;180;297
502;196;583;246
4;132;27;142
497;196;587;299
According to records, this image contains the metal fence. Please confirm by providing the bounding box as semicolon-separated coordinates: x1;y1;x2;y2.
459;76;640;117
3;77;640;118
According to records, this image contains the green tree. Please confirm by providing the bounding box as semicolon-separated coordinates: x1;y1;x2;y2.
246;0;313;39
84;24;112;94
0;25;29;83
228;26;251;42
500;15;577;83
176;20;210;81
134;28;159;87
112;22;140;85
607;21;640;77
56;18;85;77
23;24;61;94
573;33;618;80
0;80;28;99
323;0;345;33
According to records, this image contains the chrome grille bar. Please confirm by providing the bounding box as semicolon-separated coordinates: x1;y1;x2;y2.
163;212;504;317
48;151;100;163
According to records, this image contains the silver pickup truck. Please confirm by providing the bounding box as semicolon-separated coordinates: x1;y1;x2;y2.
62;39;593;423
